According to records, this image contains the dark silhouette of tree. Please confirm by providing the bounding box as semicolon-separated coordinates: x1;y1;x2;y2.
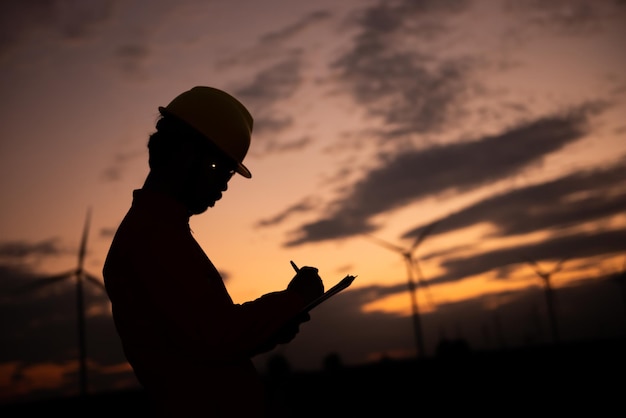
322;352;343;373
266;353;292;379
435;337;471;358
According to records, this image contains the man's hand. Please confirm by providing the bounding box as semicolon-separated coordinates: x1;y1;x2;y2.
287;266;324;305
250;266;324;356
249;313;311;355
272;312;310;344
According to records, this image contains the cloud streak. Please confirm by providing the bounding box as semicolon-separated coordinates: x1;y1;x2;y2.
278;105;599;246
0;0;114;56
235;55;305;152
0;240;65;262
428;226;626;287
403;153;626;241
332;0;472;140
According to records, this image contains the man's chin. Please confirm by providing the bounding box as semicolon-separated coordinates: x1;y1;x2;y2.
192;198;220;214
208;194;222;207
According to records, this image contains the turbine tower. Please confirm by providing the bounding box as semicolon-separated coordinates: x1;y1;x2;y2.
522;256;568;345
22;207;105;396
612;256;626;333
366;220;439;359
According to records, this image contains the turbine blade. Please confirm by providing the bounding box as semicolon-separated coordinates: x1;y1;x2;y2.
77;207;92;271
84;272;106;291
551;256;568;274
364;233;406;255
520;255;545;278
410;220;440;252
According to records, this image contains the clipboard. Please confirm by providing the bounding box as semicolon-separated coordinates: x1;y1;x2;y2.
290;261;356;314
301;274;356;313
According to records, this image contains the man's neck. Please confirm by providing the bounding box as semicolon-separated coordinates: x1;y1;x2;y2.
142;172;188;209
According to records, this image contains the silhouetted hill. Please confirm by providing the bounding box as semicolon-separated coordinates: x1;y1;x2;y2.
2;337;624;416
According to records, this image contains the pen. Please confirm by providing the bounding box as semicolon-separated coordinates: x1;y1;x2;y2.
290;260;299;272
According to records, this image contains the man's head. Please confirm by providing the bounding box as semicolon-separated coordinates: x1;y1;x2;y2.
158;86;253;179
146;86;253;214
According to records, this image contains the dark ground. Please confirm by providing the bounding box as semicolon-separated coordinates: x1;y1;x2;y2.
1;337;624;416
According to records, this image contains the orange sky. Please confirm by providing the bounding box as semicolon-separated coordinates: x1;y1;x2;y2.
1;0;626;404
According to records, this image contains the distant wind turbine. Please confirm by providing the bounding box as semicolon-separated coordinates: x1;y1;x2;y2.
20;207;105;396
521;255;568;345
611;256;626;332
365;220;440;359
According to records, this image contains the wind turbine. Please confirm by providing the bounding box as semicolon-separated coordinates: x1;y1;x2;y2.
365;220;440;359
521;255;568;345
611;256;626;332
21;207;105;396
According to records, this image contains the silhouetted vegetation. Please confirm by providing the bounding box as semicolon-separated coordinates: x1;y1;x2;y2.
2;336;624;416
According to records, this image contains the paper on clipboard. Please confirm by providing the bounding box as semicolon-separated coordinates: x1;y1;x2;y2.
300;274;357;314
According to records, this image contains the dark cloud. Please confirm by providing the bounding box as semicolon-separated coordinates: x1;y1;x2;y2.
0;0;114;55
114;43;151;78
100;148;145;182
99;227;117;239
237;56;303;104
403;155;626;241
56;0;114;40
280;106;598;246
331;0;472;140
0;1;54;53
504;0;622;36
259;10;332;44
255;197;319;228
428;227;626;286
386;155;626;290
218;8;333;68
0;239;63;259
261;136;313;153
235;55;304;152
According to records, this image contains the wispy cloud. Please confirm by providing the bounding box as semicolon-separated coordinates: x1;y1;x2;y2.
114;43;151;79
235;55;306;152
278;105;599;246
430;227;626;286
101;148;146;182
331;0;472;140
259;10;332;44
0;239;64;262
505;0;624;36
0;0;114;55
255;197;320;227
402;154;626;241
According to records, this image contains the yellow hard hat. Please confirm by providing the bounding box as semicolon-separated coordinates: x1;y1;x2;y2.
159;86;253;178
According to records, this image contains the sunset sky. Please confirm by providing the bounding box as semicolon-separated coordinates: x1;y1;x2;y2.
1;0;626;404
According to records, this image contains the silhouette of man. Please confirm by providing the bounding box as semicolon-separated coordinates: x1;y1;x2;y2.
103;86;324;417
